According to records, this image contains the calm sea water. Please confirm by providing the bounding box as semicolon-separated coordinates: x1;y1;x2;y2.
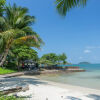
38;64;100;90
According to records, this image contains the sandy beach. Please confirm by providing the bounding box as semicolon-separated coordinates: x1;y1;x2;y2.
16;75;100;100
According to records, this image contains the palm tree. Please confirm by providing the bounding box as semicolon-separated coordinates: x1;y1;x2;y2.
0;4;43;66
0;0;6;16
56;0;87;16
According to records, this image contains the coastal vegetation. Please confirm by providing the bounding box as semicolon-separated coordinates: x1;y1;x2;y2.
8;45;39;70
0;4;43;67
0;0;88;70
39;53;68;66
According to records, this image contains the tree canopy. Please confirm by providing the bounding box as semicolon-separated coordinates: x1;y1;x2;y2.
41;53;58;63
39;53;68;65
12;45;38;61
58;53;67;64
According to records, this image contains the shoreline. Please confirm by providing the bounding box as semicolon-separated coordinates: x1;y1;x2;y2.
19;75;100;94
0;69;85;78
17;75;100;100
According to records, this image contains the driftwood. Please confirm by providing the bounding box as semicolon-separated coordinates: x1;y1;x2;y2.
0;85;29;95
0;87;22;95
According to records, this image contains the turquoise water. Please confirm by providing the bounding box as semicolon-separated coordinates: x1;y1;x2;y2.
38;64;100;90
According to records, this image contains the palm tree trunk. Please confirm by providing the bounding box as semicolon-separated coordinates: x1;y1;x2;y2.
0;48;9;66
17;61;20;71
0;53;4;62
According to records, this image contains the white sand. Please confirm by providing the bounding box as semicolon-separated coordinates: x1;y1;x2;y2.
17;76;100;100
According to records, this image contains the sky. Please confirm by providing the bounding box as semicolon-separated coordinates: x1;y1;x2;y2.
7;0;100;64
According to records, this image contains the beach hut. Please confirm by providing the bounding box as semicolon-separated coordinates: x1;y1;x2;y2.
24;60;36;70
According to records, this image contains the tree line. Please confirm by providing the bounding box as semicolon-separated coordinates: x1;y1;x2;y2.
39;53;68;66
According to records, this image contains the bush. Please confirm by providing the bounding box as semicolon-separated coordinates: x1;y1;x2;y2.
5;62;17;70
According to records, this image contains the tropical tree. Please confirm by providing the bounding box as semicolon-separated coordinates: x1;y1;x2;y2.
58;53;67;64
40;53;58;64
12;45;38;61
0;0;6;16
39;53;68;65
39;58;53;66
0;4;43;66
7;45;38;69
55;0;87;16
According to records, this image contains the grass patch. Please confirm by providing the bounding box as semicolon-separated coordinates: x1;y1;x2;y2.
0;92;25;100
0;95;23;100
0;67;17;75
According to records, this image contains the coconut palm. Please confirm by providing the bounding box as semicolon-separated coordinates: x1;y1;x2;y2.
0;4;43;66
56;0;87;16
0;0;5;15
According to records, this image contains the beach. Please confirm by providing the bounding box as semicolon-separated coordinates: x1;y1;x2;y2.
16;75;100;100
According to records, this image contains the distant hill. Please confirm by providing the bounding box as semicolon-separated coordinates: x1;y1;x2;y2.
79;62;91;64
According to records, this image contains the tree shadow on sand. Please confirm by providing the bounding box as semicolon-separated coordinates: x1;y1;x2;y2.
64;96;82;100
0;77;48;91
87;94;100;100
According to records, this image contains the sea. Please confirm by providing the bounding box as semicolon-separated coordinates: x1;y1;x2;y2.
38;64;100;90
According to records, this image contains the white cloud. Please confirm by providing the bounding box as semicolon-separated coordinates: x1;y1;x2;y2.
84;50;91;53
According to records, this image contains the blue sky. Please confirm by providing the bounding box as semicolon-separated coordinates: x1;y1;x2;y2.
7;0;100;64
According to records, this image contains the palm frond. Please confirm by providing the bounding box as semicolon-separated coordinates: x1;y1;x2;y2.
0;0;6;16
56;0;87;16
0;4;43;54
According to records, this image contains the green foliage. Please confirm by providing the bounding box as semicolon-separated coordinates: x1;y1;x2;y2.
0;0;6;15
5;61;17;70
0;67;16;75
39;53;68;65
55;0;87;16
39;59;53;66
0;0;6;5
0;4;43;66
0;4;43;52
58;53;67;64
41;53;58;64
12;45;38;61
0;95;23;100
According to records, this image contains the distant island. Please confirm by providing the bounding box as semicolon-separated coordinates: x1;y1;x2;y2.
79;62;91;64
